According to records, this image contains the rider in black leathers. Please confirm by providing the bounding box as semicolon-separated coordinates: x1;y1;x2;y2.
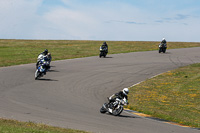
161;38;167;44
101;42;108;54
108;88;129;108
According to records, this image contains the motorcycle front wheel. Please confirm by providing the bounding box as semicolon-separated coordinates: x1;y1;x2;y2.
100;103;107;113
35;69;40;80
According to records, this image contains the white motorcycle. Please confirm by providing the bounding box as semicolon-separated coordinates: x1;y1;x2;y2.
35;59;50;80
100;97;128;116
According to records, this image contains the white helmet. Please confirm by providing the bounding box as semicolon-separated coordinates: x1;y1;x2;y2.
123;88;129;95
162;38;165;41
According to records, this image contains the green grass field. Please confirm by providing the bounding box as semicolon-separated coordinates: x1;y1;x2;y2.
0;39;200;67
0;39;200;131
0;118;89;133
127;63;200;128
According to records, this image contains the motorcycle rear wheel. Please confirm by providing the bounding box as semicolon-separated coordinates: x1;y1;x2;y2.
112;106;123;116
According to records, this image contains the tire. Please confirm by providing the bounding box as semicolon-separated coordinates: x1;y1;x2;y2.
159;48;161;53
99;52;103;58
163;48;166;53
103;52;107;58
36;61;39;69
112;106;123;116
100;107;107;113
35;69;39;80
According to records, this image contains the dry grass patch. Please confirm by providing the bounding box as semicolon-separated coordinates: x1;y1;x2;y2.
128;63;200;128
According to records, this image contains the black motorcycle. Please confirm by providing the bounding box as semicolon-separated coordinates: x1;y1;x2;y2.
100;98;128;116
159;43;167;53
99;46;108;58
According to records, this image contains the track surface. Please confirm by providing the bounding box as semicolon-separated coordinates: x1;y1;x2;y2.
0;48;200;133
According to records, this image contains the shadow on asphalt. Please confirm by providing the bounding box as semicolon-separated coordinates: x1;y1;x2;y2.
118;114;139;118
99;56;113;58
104;113;139;119
37;78;58;81
48;69;59;72
158;52;171;54
105;57;113;58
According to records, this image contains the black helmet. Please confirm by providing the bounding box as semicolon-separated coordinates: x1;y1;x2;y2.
44;49;48;55
103;42;107;46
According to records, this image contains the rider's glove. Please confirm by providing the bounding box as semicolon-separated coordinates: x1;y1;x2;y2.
109;97;112;101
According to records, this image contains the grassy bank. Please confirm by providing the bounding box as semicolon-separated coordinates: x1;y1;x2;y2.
0;39;200;67
127;63;200;128
0;118;89;133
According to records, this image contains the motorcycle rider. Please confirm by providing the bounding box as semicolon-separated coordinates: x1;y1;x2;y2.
36;49;49;68
38;55;49;75
108;88;129;109
161;38;167;44
159;38;167;53
100;42;108;54
47;52;52;62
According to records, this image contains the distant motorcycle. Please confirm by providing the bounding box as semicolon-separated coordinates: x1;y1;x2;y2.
35;58;50;80
99;46;108;58
159;43;167;53
100;97;128;116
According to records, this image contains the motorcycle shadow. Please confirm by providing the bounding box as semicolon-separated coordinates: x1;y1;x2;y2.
164;52;171;54
37;78;58;81
48;69;59;72
105;57;113;58
118;114;138;118
100;56;113;58
105;113;138;118
159;52;171;54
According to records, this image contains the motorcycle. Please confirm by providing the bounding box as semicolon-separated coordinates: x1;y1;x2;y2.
159;43;167;53
36;53;51;69
35;59;50;80
99;46;108;58
100;97;128;116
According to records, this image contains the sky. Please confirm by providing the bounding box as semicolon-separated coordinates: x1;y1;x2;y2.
0;0;200;42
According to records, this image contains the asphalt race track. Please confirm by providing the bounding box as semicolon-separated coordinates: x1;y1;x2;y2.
0;47;200;133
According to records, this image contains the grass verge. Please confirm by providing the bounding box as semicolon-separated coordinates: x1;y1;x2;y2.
0;39;200;67
0;118;89;133
127;63;200;128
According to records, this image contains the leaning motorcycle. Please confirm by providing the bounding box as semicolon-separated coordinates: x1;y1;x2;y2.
35;60;49;80
99;46;107;58
159;43;167;53
36;54;51;68
100;98;128;116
